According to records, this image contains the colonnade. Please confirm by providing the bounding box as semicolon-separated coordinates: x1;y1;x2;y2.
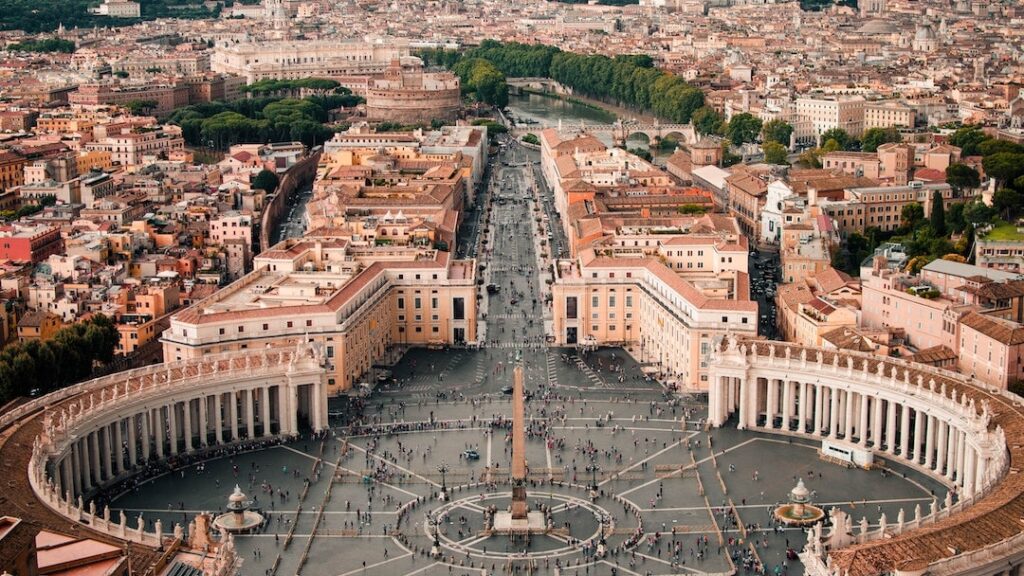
713;374;989;497
52;385;294;500
708;339;1007;502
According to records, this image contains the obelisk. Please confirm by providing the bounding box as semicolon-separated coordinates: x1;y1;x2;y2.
510;365;528;520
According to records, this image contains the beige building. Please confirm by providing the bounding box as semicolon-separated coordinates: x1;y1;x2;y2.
211;38;411;83
864;101;916;130
795;95;866;141
551;247;757;391
162;238;477;394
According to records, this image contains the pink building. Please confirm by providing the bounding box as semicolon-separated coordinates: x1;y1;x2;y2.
958;312;1024;389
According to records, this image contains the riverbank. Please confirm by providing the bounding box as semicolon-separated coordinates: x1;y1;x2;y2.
517;87;661;125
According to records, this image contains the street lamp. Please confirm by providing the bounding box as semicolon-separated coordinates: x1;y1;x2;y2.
437;462;449;501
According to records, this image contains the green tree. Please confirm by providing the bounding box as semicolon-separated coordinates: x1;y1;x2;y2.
522;133;540;145
993;188;1023;221
725;113;762;146
692;106;724;136
947;202;967;234
252;169;280;192
983;152;1024;186
762;141;789;165
761;119;793;145
929;189;946;236
948;125;989;156
861;127;901;152
820;128;852;150
946;163;981;193
901;202;924;230
124;100;158;115
963;200;996;228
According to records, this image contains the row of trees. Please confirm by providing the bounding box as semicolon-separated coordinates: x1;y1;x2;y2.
169;90;363;149
419;40;705;124
0;0;219;33
0;315;120;406
7;38;76;53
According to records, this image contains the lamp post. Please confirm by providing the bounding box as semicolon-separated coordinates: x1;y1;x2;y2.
437;462;449;501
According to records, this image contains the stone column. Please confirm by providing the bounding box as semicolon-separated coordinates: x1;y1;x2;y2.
829;387;840;438
900;404;911;458
737;377;749;430
858;394;869;446
925;414;936;470
198;395;208;447
185;398;195;452
261;386;272;437
956;431;967;486
814;385;824;436
72;441;83;496
100;425;112;480
886;400;897;453
843;390;854;440
89;430;101;485
128;414;138;467
245;389;255;439
975;456;988;493
168;402;179;455
83;436;94;489
913;408;925;463
936;420;948;476
765;379;777;430
872;395;884;448
214;393;224;444
798;381;808;434
141;410;151;461
963;446;976;496
154;407;165;459
113;419;124;475
61;458;72;497
782;380;793;432
229;392;240;441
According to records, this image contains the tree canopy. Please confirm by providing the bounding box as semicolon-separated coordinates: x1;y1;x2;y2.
726;113;762;146
861;127;901;152
7;38;75;53
761;120;793;145
762;141;789;165
692;106;724;136
0;315;120;405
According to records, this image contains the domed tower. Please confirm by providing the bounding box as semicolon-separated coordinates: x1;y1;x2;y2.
912;23;938;53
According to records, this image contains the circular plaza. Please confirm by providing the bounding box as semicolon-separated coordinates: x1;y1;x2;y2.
20;343;954;576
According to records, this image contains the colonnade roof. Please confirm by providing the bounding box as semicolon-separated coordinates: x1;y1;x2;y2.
739;340;1024;576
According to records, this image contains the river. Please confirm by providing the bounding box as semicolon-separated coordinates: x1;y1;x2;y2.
505;92;676;163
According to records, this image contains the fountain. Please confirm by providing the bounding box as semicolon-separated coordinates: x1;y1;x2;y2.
212;485;264;534
773;478;825;526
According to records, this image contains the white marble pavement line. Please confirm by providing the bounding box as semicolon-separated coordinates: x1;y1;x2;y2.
615;437;760;499
344;443;442;488
638;496;934;513
597;436;693;489
279;444;424;498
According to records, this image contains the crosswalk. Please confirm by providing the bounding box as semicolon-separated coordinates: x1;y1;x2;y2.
545;352;558;387
488;313;532;320
569;353;608;388
487;341;548;349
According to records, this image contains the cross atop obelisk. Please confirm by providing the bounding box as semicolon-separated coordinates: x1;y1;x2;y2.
510;365;528;519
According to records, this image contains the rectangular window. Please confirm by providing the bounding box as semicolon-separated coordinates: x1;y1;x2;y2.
431;297;438;309
453;297;465;320
566;297;578;319
592;295;599;308
398;297;405;309
414;297;422;309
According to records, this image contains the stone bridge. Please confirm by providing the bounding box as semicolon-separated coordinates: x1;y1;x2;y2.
509;120;697;148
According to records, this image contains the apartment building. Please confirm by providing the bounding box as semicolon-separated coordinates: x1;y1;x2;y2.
820;182;952;236
957;312;1024;389
795;95;866;142
864;101;916;130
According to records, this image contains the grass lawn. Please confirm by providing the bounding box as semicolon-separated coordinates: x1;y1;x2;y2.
984;221;1024;241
